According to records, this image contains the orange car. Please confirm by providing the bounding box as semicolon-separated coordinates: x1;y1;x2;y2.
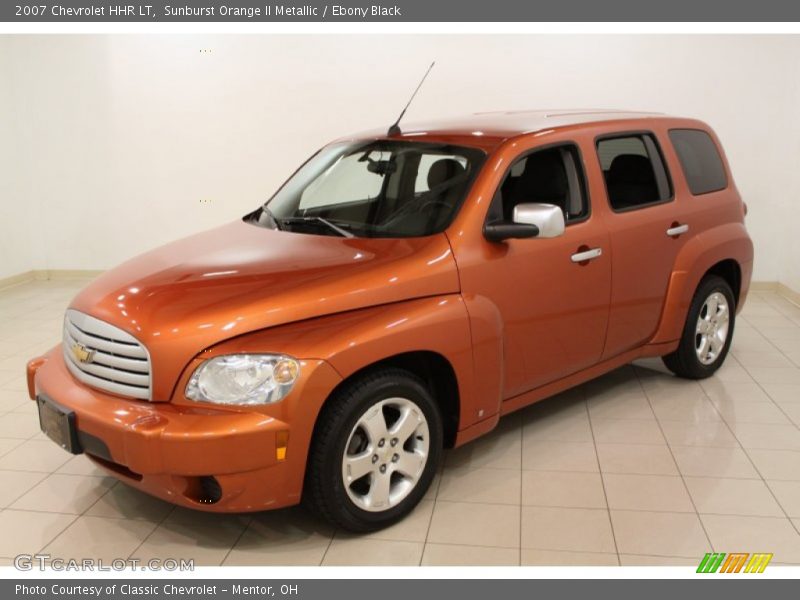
27;110;752;531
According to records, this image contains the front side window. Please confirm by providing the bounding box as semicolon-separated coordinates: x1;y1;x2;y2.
247;140;485;238
668;129;728;195
597;133;672;211
487;144;589;224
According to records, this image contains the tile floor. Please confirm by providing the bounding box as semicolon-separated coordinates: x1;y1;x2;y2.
1;279;800;566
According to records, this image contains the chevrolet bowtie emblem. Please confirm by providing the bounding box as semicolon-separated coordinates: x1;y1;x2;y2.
71;342;95;364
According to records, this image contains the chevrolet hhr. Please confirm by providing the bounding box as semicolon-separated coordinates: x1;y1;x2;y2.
27;110;753;531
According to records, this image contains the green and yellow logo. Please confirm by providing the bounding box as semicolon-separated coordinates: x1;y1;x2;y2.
697;552;773;573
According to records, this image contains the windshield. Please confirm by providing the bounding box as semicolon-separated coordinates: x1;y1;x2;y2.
247;140;486;238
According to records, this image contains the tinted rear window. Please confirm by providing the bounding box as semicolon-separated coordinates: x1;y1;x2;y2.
669;129;728;195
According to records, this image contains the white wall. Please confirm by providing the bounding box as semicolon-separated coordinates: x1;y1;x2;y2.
0;41;41;278
1;35;798;286
776;46;800;294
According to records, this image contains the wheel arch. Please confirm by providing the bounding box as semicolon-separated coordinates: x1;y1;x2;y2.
706;258;742;307
313;350;461;449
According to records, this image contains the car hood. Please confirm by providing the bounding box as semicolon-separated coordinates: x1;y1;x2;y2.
68;220;459;400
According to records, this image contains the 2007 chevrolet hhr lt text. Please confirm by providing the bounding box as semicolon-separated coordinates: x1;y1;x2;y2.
27;110;753;531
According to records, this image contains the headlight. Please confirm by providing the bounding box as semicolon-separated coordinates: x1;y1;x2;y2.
185;354;300;406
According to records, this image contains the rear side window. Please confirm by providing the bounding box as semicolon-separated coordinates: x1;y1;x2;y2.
597;134;672;211
669;129;728;195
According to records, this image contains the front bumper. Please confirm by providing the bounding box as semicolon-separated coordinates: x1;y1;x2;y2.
28;347;342;512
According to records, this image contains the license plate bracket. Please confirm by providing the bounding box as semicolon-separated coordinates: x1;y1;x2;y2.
37;396;82;455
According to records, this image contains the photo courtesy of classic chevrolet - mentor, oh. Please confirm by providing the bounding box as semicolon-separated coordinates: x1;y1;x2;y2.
27;110;753;531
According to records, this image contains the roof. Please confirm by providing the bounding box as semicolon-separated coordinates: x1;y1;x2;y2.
350;109;670;148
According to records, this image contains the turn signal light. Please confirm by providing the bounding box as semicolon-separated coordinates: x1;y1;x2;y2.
276;430;289;461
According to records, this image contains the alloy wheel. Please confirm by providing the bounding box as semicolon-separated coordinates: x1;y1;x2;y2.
695;291;730;365
341;397;429;512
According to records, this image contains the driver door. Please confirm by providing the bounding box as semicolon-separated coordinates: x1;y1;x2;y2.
456;143;611;398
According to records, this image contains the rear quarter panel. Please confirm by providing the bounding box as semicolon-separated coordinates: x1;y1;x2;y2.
649;119;754;343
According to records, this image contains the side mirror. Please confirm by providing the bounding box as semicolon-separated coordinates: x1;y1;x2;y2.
512;203;565;239
483;203;566;243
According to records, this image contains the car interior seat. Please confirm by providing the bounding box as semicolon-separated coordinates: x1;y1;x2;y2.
605;154;659;209
426;158;466;191
502;150;569;221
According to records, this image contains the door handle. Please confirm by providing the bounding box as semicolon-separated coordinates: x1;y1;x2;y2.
570;247;603;263
666;223;689;237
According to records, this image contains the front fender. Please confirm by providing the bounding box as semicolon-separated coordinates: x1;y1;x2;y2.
651;222;754;344
195;294;492;433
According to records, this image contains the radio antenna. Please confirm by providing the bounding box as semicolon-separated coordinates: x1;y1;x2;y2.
387;61;435;137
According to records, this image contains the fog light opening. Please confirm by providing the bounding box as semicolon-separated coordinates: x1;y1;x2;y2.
189;475;222;505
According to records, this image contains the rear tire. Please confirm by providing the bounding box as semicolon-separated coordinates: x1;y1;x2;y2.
303;368;442;532
662;275;735;379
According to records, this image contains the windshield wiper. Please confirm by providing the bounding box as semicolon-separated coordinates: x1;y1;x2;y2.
277;216;354;238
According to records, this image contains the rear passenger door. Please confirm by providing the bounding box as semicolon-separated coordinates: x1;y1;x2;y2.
597;132;689;358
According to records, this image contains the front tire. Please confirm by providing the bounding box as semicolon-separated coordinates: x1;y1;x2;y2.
303;368;442;532
662;275;735;379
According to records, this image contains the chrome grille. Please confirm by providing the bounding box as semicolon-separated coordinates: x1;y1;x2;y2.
63;309;151;400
